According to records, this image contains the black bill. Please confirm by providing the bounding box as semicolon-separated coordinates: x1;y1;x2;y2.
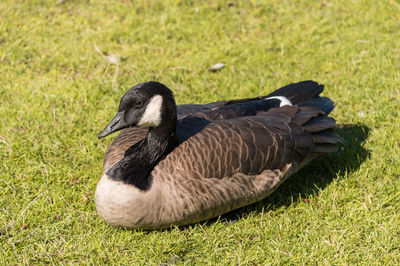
98;111;128;139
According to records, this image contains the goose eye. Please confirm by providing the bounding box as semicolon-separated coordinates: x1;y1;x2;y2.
134;101;144;108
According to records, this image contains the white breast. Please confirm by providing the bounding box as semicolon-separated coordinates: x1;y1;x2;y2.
94;175;149;227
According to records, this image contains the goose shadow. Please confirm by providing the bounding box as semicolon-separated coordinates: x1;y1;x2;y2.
209;123;371;225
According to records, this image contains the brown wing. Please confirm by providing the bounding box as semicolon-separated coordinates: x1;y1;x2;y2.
157;104;342;180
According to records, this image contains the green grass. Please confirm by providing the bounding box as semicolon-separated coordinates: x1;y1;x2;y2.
1;0;399;264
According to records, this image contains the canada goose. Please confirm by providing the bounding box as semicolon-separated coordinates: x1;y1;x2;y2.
95;81;343;229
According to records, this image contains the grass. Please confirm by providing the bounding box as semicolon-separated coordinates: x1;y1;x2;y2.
1;0;399;264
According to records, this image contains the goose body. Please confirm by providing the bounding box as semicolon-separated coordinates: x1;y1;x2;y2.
95;81;343;229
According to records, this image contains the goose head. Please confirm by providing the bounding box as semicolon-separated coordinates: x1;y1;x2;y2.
98;81;177;139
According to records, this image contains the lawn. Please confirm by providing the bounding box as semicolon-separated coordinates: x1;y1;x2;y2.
1;0;399;264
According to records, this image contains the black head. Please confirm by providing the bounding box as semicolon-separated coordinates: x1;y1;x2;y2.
98;81;176;139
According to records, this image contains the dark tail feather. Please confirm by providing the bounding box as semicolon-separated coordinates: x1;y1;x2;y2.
300;97;335;115
267;80;324;105
312;130;345;144
302;116;338;132
291;105;325;125
291;105;344;157
312;143;340;153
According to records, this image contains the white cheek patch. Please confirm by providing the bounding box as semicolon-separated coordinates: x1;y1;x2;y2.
265;96;292;107
138;95;163;127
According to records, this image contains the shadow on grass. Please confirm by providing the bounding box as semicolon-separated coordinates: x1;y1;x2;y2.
211;123;371;224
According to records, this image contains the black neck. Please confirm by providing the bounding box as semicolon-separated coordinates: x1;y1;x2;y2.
106;104;177;190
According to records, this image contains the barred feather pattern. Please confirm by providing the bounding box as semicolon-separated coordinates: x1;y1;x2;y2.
98;100;343;228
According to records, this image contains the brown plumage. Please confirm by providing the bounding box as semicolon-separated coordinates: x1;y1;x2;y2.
95;81;343;229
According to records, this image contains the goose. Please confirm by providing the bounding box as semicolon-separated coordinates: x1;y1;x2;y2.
95;81;343;229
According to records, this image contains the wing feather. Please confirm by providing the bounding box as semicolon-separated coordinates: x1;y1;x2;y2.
159;104;342;180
